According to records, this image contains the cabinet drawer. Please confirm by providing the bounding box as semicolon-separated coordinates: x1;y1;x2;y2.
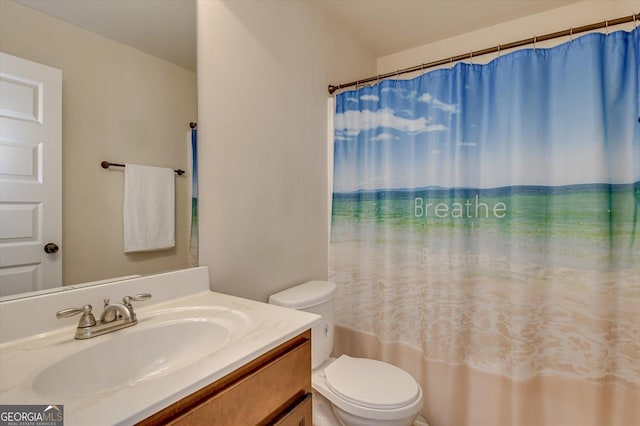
273;393;312;426
175;337;310;425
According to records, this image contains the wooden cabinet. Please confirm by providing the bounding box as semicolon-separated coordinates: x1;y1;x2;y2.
138;330;312;426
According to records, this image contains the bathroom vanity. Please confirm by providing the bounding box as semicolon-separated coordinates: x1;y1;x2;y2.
0;267;318;426
140;330;311;425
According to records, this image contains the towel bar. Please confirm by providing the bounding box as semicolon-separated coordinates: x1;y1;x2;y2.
101;161;185;176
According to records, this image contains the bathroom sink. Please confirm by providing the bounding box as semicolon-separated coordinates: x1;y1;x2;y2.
0;267;320;426
33;309;250;399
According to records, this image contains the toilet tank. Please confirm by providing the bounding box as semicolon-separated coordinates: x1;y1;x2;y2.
268;281;337;369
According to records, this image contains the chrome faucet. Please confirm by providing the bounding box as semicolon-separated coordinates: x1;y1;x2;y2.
56;293;151;339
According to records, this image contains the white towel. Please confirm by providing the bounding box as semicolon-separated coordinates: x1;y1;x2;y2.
123;163;175;253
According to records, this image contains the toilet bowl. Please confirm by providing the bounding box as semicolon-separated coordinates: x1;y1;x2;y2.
269;281;423;426
313;356;423;426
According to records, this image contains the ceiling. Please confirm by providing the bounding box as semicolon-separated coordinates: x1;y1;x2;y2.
318;0;582;57
15;0;584;72
16;0;197;71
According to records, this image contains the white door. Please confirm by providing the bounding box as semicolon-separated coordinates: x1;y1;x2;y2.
0;52;62;297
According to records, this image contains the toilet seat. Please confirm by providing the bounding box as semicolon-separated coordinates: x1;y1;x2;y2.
312;356;423;422
324;355;421;409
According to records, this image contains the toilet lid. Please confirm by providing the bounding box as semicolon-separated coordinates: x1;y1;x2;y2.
324;355;421;410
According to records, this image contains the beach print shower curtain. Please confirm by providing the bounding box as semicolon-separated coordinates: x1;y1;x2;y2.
330;28;639;426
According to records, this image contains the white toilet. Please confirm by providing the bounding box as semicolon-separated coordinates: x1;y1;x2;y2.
269;281;423;426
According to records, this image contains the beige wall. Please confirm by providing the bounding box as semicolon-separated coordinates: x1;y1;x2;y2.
378;0;639;75
197;0;376;301
0;1;197;285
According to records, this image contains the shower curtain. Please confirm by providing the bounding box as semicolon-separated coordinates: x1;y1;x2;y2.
330;28;639;426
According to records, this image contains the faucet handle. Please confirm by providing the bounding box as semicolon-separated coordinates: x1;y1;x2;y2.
56;304;96;328
122;294;151;322
123;293;152;307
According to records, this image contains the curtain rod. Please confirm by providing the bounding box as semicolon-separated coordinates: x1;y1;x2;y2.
328;13;638;95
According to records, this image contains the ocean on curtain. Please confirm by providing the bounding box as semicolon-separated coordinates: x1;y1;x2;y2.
330;28;639;426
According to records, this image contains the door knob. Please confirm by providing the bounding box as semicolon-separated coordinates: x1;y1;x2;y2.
44;242;59;254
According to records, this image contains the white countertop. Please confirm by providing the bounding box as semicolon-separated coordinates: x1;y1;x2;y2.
0;268;318;426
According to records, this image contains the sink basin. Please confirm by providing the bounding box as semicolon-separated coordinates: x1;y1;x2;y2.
33;310;250;399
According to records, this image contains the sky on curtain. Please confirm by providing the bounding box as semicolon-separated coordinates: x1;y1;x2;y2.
334;28;639;192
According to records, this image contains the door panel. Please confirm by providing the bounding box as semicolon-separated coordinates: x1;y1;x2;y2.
0;74;42;123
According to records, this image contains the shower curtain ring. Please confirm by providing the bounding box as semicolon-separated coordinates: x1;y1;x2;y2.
605;20;609;35
470;51;473;64
497;44;501;57
449;56;453;68
533;36;537;50
569;27;573;41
